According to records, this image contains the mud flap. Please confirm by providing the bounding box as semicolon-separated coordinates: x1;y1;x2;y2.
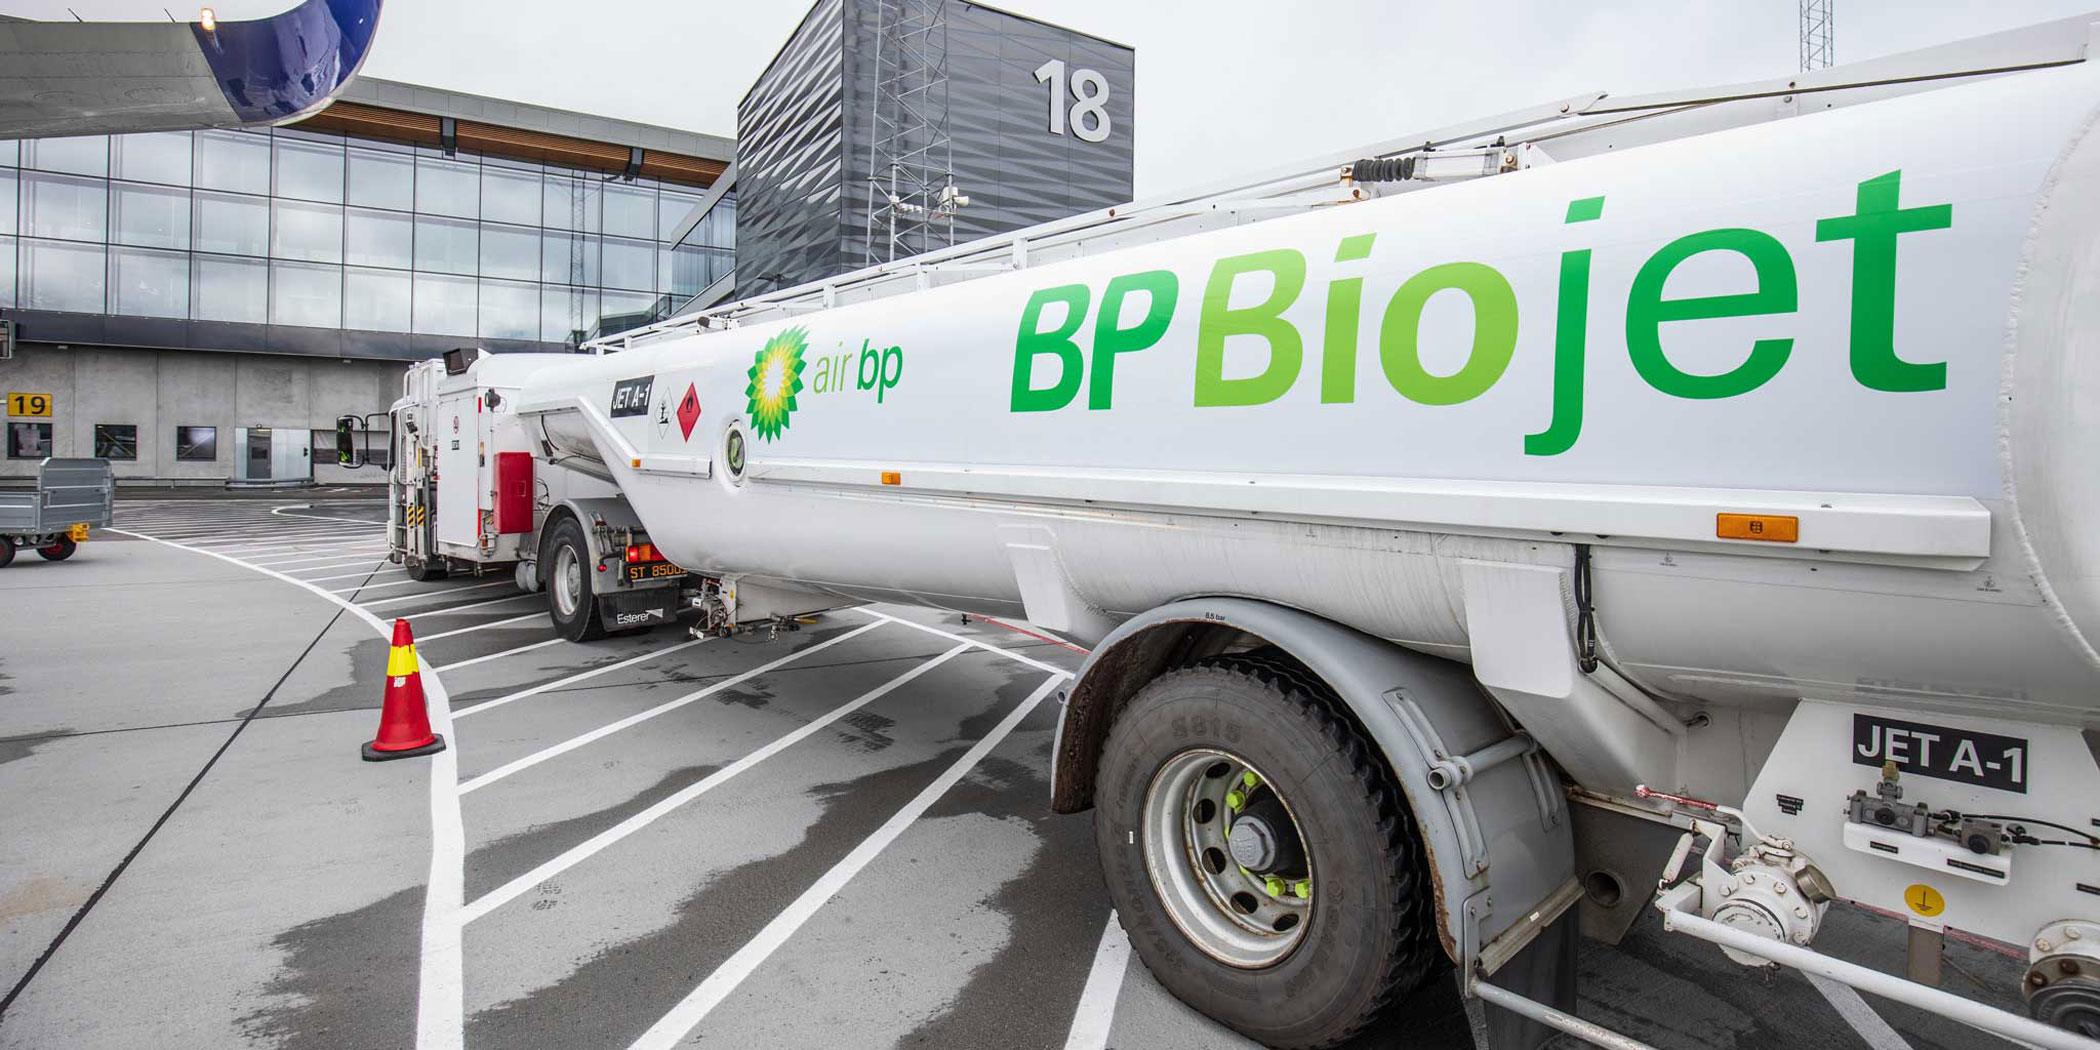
598;587;676;630
1480;911;1578;1050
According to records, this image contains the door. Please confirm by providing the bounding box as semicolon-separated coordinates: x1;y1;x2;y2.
434;392;480;549
245;428;273;481
271;429;311;482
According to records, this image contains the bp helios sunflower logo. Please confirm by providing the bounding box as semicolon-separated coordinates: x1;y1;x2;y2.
745;326;808;441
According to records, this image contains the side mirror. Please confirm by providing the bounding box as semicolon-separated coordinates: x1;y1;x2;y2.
335;416;359;467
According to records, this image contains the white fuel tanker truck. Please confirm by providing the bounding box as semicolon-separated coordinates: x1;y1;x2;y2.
394;17;2100;1050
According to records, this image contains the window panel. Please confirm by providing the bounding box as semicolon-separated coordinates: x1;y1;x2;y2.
176;426;217;461
344;266;410;332
344;207;412;269
112;182;190;249
346;148;413;211
539;231;598;286
93;424;138;460
194;131;271;194
481;167;539;226
0;140;16;167
478;279;538;340
540;285;595;344
112;133;193;186
270;260;342;328
21;238;105;313
542;174;600;232
479;222;538;281
22;172;107;242
659;190;702;241
603;182;655;238
192;191;268;257
660;244;725;299
0;236;15;309
416;156;479;218
0;170;15;235
271;199;343;263
414;215;477;276
8;422;52;460
25;136;108;177
412;271;477;336
192;254;267;323
601;235;655;291
109;245;189;319
273;138;344;203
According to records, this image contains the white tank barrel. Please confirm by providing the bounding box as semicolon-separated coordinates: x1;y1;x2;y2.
518;61;2100;732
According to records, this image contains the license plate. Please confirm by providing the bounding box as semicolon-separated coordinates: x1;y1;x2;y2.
625;561;685;583
1852;714;2027;793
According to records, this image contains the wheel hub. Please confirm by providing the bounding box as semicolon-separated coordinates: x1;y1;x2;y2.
1141;749;1313;969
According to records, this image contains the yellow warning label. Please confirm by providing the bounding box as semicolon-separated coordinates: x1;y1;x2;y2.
1904;883;1945;917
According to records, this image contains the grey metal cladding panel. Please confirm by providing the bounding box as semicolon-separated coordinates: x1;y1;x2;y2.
737;0;848;295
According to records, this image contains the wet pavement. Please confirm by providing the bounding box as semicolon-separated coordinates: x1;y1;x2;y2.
0;498;2035;1050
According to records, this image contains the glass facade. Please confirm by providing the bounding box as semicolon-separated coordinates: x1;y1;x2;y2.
0;127;733;345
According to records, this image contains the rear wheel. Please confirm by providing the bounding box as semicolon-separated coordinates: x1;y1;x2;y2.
0;536;14;568
406;556;448;582
1093;654;1444;1049
37;536;76;561
543;516;607;642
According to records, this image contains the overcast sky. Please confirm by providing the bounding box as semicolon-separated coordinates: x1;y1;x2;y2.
8;0;2099;195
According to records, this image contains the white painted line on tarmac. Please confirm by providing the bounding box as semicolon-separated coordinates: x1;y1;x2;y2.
419;613;546;640
282;559;397;577
408;592;538;617
458;621;888;795
1806;973;1915;1050
246;547;391;566
358;579;514;606
304;567;408;583
462;642;971;923
107;528;466;1050
328;575;442;594
854;607;1074;677
271;505;390;526
1063;914;1132;1050
425;637;566;674
192;526;382;545
208;532;384;550
451;637;708;719
625;673;1067;1050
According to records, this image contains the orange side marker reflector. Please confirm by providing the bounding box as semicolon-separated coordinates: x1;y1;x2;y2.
1717;513;1798;543
631;458;642;468
880;471;901;486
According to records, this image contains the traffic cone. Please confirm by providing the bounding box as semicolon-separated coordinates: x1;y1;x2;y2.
363;618;446;761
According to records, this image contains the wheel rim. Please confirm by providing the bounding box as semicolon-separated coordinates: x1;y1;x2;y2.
552;544;582;618
1142;748;1313;968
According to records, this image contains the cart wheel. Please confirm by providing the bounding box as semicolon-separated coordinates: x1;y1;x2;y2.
0;536;14;568
37;536;76;562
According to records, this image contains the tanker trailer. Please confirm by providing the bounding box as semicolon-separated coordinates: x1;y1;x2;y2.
520;18;2100;1050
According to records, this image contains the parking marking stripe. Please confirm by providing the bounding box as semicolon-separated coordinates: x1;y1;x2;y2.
281;559;398;576
247;548;391;566
461;642;971;923
107;528;467;1050
1806;974;1915;1050
305;567;409;583
425;637;567;674
420;613;546;640
854;608;1074;677
358;580;514;606
457;621;888;794
451;637;708;719
625;673;1067;1050
1062;914;1132;1050
405;593;539;617
328;575;442;593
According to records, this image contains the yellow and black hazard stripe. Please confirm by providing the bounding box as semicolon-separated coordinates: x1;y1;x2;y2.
405;505;427;528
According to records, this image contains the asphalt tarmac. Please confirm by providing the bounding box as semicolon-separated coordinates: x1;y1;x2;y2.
0;498;2037;1050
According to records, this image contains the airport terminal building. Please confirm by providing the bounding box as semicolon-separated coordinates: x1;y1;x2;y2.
0;78;732;485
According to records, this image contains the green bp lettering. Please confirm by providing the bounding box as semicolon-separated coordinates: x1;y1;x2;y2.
1007;170;1954;455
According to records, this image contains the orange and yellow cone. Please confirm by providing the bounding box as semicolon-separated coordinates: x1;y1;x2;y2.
363;618;446;761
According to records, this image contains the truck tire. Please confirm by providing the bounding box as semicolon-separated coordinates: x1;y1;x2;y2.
542;516;608;641
1092;654;1443;1049
37;536;76;561
0;536;14;568
406;556;448;582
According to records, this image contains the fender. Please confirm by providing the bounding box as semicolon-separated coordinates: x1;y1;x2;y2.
538;496;649;572
1050;596;1575;970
